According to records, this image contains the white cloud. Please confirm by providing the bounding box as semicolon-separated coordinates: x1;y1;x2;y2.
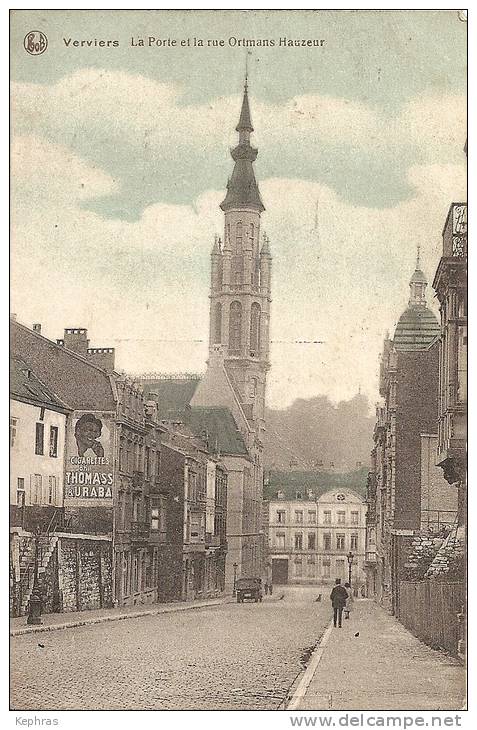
11;69;466;165
11;135;118;205
10;135;466;409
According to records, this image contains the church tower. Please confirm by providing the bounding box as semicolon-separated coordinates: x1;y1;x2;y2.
208;79;271;441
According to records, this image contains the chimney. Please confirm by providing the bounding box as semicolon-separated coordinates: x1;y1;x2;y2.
32;323;42;334
63;328;89;357
87;347;115;372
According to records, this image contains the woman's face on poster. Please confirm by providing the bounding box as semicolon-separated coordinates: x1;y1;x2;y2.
77;420;102;450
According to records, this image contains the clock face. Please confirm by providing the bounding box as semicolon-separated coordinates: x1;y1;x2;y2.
336;493;346;501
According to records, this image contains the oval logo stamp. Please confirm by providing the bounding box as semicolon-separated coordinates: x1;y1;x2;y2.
23;31;48;56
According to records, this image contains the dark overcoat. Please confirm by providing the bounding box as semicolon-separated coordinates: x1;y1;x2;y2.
330;585;348;608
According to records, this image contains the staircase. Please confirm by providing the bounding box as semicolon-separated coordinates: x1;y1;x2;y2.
18;535;58;616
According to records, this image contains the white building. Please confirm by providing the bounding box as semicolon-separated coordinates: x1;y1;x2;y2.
10;357;69;527
268;488;367;593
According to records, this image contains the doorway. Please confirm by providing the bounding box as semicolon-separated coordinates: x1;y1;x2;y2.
272;558;289;584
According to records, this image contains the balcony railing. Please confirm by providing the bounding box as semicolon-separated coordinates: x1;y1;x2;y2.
365;550;377;564
131;521;150;540
205;534;221;547
132;471;144;488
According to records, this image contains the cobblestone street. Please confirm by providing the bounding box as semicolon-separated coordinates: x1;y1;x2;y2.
11;586;330;711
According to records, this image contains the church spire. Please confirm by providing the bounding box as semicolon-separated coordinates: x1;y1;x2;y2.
236;77;253;134
220;75;264;213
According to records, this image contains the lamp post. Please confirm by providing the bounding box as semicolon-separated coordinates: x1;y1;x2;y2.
232;562;238;596
347;550;354;590
27;526;43;625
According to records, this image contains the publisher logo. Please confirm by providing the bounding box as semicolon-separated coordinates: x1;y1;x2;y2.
23;31;48;56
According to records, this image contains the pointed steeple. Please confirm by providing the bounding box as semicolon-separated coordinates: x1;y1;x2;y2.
220;75;264;213
211;234;221;255
261;232;271;257
236;79;253;133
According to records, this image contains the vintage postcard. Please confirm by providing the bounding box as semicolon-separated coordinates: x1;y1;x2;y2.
9;8;467;719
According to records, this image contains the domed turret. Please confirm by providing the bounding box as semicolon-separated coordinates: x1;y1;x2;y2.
393;248;440;351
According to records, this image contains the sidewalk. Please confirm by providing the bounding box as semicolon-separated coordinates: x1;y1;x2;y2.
10;595;229;636
292;600;466;711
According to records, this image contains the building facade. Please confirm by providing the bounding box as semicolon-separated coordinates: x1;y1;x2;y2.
432;202;467;522
431;199;467;658
366;257;460;614
113;379;168;607
268;489;366;592
154;435;228;602
10;321;118;616
10;357;69;531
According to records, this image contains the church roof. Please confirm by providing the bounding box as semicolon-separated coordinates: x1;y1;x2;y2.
187;406;249;456
141;378;200;420
220;160;265;212
393;306;440;351
140;380;249;456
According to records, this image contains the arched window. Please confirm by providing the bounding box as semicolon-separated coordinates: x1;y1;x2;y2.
250;223;254;243
231;255;243;286
250;303;261;356
236;222;243;253
229;301;242;354
214;303;222;343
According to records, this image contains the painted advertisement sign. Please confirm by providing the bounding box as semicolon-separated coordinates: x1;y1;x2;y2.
64;411;114;502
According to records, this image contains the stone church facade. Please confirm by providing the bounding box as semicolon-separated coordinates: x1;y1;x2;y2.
191;80;272;588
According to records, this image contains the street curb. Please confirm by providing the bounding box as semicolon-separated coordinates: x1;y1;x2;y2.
10;598;228;636
285;619;334;711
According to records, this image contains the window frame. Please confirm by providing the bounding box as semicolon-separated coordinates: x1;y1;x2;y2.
10;417;18;448
35;422;45;456
294;532;303;550
49;425;59;458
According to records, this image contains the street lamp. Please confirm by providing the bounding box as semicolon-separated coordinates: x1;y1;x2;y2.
232;562;238;596
27;526;43;625
347;550;354;590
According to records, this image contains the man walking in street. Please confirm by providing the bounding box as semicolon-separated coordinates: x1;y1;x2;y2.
330;578;348;628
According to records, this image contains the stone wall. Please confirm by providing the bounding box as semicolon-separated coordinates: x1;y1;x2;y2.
59;537;113;612
9;532;113;617
402;533;446;580
401;525;465;582
425;526;465;579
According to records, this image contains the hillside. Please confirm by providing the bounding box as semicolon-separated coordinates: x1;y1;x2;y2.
264;393;374;473
263;466;369;501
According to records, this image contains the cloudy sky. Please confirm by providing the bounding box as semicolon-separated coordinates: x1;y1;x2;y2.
10;10;466;409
